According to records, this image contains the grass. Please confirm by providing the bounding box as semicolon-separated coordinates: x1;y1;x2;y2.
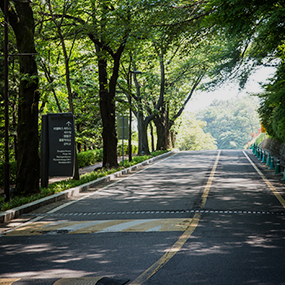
0;150;169;212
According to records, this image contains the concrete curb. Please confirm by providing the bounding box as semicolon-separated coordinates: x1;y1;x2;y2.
0;151;176;223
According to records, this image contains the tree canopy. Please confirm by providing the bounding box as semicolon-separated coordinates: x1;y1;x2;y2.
197;95;261;149
1;0;284;196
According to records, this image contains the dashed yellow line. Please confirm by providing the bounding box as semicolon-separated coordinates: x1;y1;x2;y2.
0;279;20;285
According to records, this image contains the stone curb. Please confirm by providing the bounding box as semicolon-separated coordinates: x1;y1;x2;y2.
0;151;176;224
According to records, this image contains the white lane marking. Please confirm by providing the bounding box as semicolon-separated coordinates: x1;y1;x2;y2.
53;220;107;233
95;219;158;233
145;225;162;232
243;151;285;209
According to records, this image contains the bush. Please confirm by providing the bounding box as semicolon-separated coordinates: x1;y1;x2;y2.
119;150;168;167
117;143;138;156
77;149;103;168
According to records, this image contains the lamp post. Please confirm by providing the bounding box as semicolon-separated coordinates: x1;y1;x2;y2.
4;0;10;202
129;70;142;162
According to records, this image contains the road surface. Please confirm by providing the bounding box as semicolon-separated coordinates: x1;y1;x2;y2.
0;150;284;285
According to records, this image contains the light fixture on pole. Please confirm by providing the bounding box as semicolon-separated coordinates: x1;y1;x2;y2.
4;0;10;202
129;70;142;162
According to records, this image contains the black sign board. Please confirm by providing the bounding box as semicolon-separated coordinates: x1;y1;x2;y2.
41;113;75;187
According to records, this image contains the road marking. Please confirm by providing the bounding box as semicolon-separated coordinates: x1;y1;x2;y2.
24;208;284;217
0;279;20;285
129;151;221;285
3;218;193;236
95;219;158;233
53;277;103;285
129;213;201;285
200;150;221;208
1;154;178;238
243;151;285;209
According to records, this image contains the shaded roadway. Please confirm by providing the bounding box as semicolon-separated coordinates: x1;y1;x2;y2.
0;150;284;284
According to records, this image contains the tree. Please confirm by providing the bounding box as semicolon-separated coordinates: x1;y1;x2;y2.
175;112;217;151
206;1;285;144
0;0;40;195
198;95;260;149
258;61;285;143
206;0;284;86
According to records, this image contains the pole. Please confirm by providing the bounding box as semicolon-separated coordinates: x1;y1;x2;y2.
122;116;124;166
4;0;10;202
128;98;132;162
128;70;132;162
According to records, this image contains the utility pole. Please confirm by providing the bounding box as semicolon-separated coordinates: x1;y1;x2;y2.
4;0;10;202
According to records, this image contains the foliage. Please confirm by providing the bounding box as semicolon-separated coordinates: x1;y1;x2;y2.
197;95;260;149
3;0;285;195
174;112;217;151
77;149;103;168
117;142;138;157
258;62;285;143
245;133;267;149
119;150;168;167
206;0;284;86
205;0;285;148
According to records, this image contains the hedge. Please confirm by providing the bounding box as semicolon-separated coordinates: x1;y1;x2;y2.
77;149;104;168
0;146;139;186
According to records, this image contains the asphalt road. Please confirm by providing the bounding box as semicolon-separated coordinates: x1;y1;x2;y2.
0;150;285;285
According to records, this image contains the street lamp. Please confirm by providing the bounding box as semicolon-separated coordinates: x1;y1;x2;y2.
4;0;10;202
129;70;142;162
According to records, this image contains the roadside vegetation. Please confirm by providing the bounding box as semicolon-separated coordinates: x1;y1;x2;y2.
174;112;217;151
197;95;261;149
0;1;284;197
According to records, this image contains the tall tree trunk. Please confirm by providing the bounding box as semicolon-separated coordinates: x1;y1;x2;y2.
137;111;150;155
1;2;40;194
153;106;171;150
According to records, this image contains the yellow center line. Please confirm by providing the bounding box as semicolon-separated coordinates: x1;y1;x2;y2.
200;150;221;208
243;151;285;209
0;278;20;285
129;150;221;285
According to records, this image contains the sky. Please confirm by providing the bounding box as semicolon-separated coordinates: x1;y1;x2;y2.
186;66;276;113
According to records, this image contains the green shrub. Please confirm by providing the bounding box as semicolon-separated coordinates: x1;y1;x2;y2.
77;149;103;168
119;150;168;167
117;143;138;156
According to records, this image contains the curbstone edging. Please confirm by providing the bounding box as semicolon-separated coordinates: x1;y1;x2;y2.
0;151;176;224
